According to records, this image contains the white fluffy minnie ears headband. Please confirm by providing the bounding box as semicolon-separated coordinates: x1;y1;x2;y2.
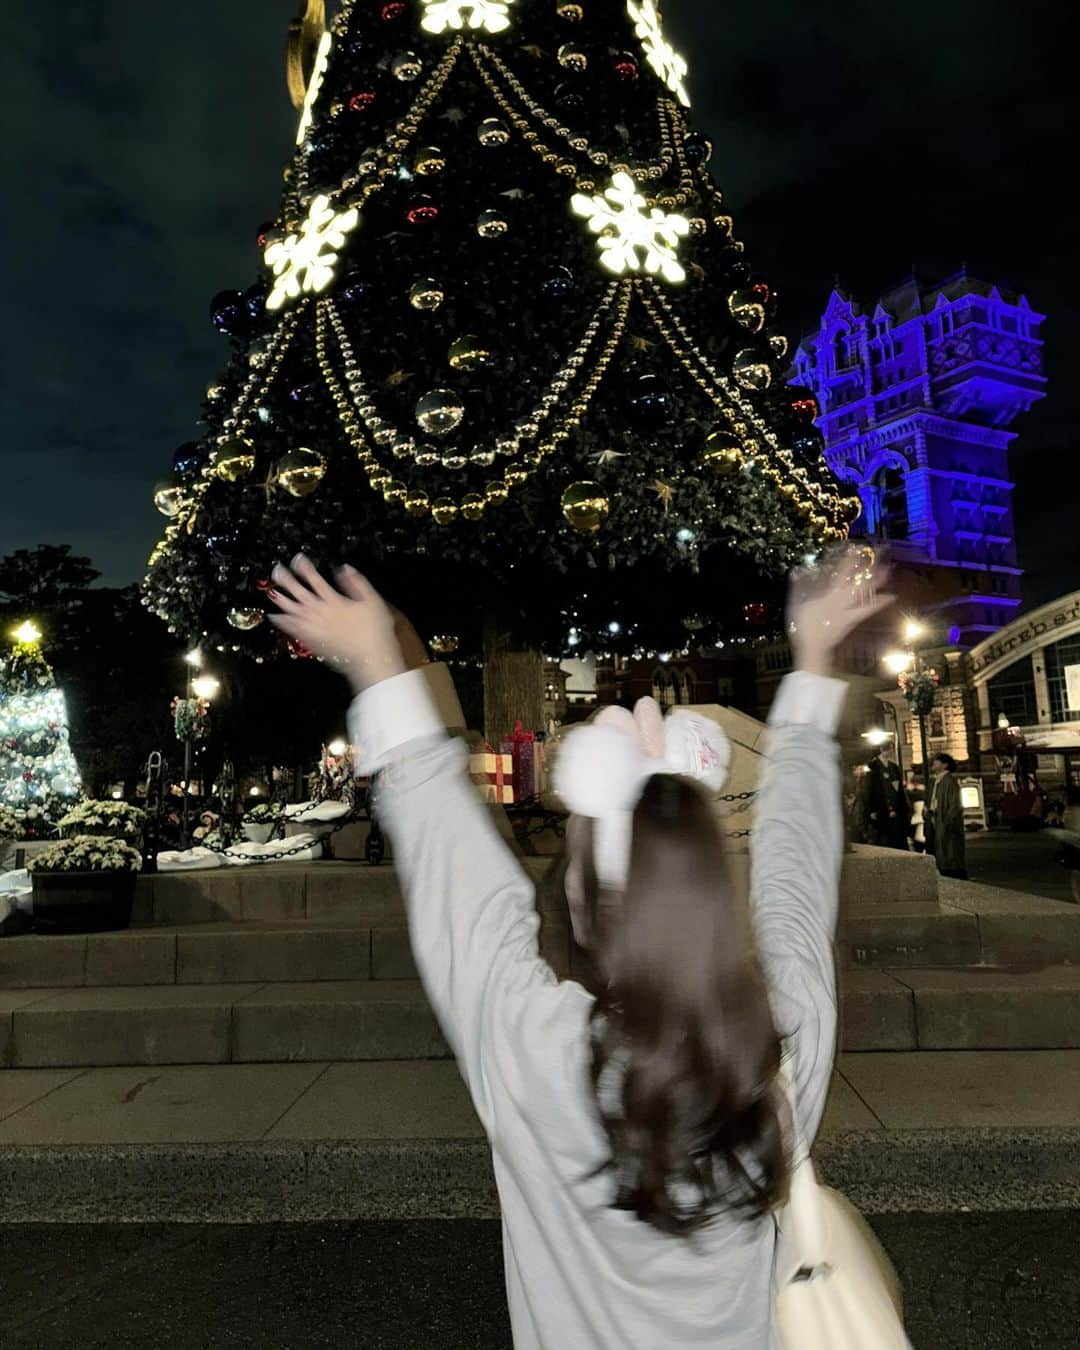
554;697;732;894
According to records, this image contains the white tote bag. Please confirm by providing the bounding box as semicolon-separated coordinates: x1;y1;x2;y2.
772;1066;912;1350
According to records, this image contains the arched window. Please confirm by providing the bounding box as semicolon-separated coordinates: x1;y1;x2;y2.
873;465;909;540
652;668;677;709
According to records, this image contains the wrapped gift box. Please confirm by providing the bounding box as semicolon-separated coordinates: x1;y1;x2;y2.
469;747;514;805
501;721;540;803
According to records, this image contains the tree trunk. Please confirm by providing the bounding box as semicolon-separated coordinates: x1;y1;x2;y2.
483;623;545;745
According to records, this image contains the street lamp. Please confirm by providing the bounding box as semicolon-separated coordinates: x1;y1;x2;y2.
883;650;914;676
863;728;891;747
192;675;220;701
327;738;348;758
884;620;936;777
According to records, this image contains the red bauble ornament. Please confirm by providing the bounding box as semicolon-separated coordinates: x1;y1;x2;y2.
23;770;34;782
288;638;314;660
791;397;818;422
406;195;439;225
255;577;273;592
744;602;769;627
612;51;640;80
256;220;275;249
380;1;406;19
349;90;377;113
751;283;770;301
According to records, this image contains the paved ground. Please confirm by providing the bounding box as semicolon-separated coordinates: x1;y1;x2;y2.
1;1214;1077;1349
965;828;1075;902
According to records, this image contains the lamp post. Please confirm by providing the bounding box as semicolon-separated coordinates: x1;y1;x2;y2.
180;649;219;847
884;618;934;782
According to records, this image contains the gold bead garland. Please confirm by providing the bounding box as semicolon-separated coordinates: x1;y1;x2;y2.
635;280;845;528
469;46;696;207
285;38;465;227
313;281;632;520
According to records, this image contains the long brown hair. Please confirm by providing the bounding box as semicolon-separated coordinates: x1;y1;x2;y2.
577;773;786;1235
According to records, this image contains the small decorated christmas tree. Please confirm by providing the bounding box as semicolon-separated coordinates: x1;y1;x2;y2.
0;622;83;830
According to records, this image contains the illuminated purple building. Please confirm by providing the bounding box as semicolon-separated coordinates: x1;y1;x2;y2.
792;273;1046;645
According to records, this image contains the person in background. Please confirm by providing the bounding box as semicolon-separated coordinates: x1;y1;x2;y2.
266;548;895;1350
925;752;967;880
860;743;911;850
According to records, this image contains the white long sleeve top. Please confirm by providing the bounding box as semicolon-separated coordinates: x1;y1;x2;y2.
348;669;847;1350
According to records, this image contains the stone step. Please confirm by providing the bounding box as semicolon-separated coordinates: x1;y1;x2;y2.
0;916;572;990
6;886;1079;991
6;964;1080;1068
130;847;939;927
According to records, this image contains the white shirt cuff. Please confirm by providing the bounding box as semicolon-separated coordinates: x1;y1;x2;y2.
768;670;848;737
347;667;448;776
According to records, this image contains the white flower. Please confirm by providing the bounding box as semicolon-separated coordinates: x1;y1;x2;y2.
264;195;361;311
420;0;515;34
627;0;690;107
571;172;691;284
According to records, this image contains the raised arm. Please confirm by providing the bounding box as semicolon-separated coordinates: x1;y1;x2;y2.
267;557;567;1130
751;549;894;1144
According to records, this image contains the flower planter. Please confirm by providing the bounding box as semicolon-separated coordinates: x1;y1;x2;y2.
243;823;275;845
31;870;138;935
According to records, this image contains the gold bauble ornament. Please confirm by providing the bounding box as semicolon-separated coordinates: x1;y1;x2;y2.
413;145;446;176
227;608;264;631
728;287;766;333
778;481;799;501
153;478;186;517
405;489;430;517
448;334;493;371
732;349;772;392
383;480;408;504
441;452;468;471
840;494;863;523
558;42;588;69
274;446;326;497
409;278;445;311
703;429;745;477
368;468;393;493
561;480;610;534
431;497;459;525
556;1;584;18
416;388;465;436
476;209;509;238
415;445;440;467
793;498;814;520
485;480;509;505
461;492;486;521
477;117;510;147
504;464;529;486
811;513;829;532
429;634;460;655
769;333;789;359
215;438;256;483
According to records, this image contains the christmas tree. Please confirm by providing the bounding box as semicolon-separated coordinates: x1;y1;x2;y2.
144;0;858;663
0;622;83;826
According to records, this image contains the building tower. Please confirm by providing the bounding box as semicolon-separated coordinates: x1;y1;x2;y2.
792;273;1046;646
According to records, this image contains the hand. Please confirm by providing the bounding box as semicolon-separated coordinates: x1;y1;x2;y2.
268;555;406;692
787;545;895;678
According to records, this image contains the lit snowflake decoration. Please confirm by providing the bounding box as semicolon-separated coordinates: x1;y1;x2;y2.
296;31;333;147
420;0;516;35
264;195;360;311
627;0;690;107
571;172;690;285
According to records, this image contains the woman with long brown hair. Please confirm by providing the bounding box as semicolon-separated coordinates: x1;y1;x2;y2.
269;547;892;1349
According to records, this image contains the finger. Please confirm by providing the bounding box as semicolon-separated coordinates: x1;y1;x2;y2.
289;553;336;601
266;584;302;614
267;613;307;639
271;562;311;604
336;565;377;603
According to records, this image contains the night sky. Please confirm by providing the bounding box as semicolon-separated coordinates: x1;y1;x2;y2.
3;1;1075;607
